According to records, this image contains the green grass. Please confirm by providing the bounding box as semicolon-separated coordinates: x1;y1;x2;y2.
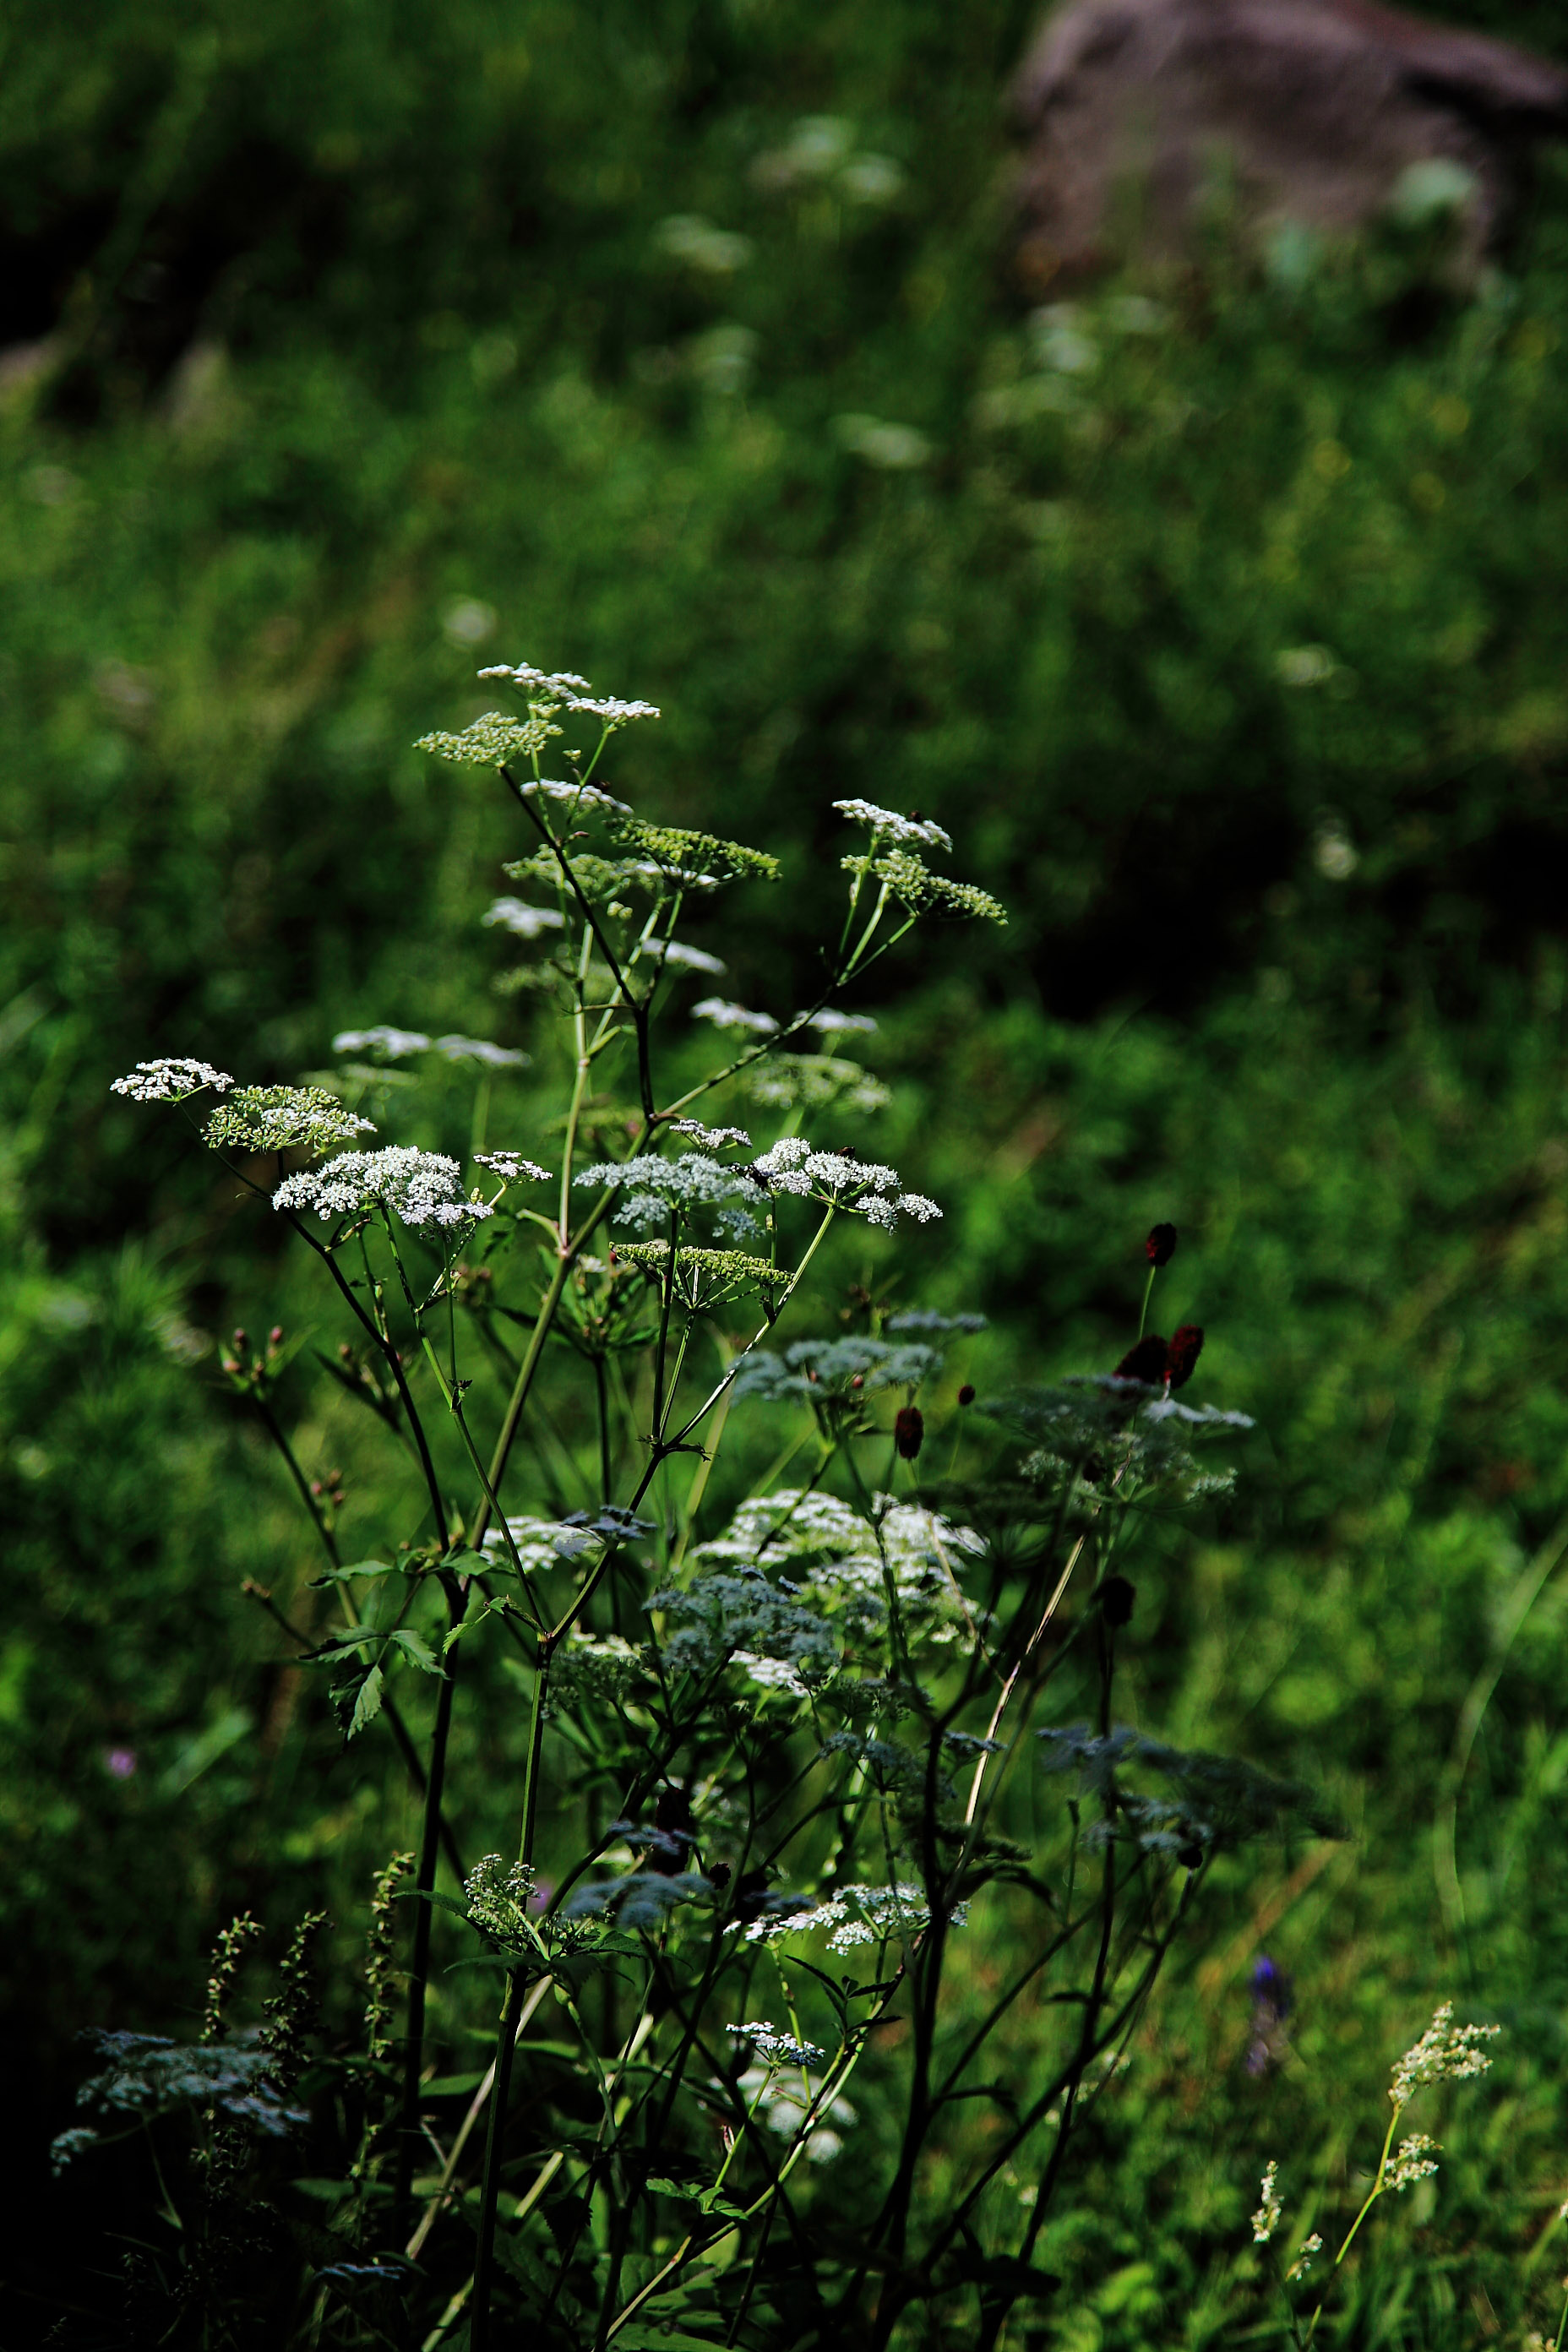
7;0;1568;2339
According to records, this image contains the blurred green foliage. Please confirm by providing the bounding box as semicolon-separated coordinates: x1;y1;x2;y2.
6;0;1568;2340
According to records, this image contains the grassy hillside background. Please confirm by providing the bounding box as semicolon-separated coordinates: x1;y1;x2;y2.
7;0;1568;2339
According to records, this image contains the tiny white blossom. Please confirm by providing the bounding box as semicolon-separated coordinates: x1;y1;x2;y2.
803;1151;897;1194
727;2021;824;2070
693;998;779;1034
332;1026;431;1059
667;1120;752;1149
473;1152;551;1183
834;798;952;852
562;692;661;725
804;1008;877;1034
520;776;633;814
1389;2004;1500;2109
112;1059;233;1102
482;898;566;939
1287;2233;1321;2282
1388;2133;1441;2191
432;1034;528;1069
640;938;727;974
1252;2161;1282;2244
752;1136;814;1193
273;1146;494;1231
476;662;591;694
741;1876;970;1951
896;1190;941;1222
734;1652;810;1697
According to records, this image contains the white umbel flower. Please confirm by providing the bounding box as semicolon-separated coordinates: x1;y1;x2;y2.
482;898;566;939
726;2021;824;2070
473;1152;551;1183
834;798;952;852
804;1008;877;1034
640;938;727;973
693;998;779;1034
432;1034;527;1069
112;1059;233;1102
333;1026;432;1059
273;1146;493;1230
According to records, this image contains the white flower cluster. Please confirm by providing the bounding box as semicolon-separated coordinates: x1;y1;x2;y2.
330;1024;526;1068
112;1059;233;1102
1388;2132;1441;2191
804;1008;877;1035
726;2020;824;2070
834;798;953;852
481;1516;581;1575
1389;2003;1500;2109
737;2064;855;2163
476;661;660;725
483;898;566;939
752;1136;940;1229
667;1119;751;1149
733;1651;812;1697
478;662;591;694
472;1152;551;1184
639;938;726;974
693;997;779;1034
273;1146;493;1230
1252;2161;1282;2244
464;1853;536;1944
432;1034;527;1069
574;1149;760;1240
1286;2233;1321;2282
520;776;632;814
334;1026;431;1059
699;1489;981;1652
745;1881;968;1952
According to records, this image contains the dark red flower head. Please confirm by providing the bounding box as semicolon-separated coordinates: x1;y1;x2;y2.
1166;1325;1204;1390
957;1383;976;1407
1114;1333;1168;1385
1146;1223;1178;1268
895;1405;925;1461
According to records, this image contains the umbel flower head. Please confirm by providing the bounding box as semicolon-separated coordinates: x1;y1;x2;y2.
204;1086;375;1155
273;1147;494;1231
726;2020;825;2071
112;1059;233;1102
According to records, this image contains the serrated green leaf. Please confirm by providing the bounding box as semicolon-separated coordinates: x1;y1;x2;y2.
386;1628;444;1675
349;1663;384;1738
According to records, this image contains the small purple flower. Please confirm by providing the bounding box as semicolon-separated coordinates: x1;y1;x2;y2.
106;1746;138;1781
1247;1954;1293;2077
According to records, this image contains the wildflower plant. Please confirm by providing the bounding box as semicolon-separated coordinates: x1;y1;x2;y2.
1255;2001;1502;2347
95;656;1332;2350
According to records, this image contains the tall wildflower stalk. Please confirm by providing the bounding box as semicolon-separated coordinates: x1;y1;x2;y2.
84;660;1337;2349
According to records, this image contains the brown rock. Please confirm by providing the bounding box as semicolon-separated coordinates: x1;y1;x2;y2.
1010;0;1568;286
